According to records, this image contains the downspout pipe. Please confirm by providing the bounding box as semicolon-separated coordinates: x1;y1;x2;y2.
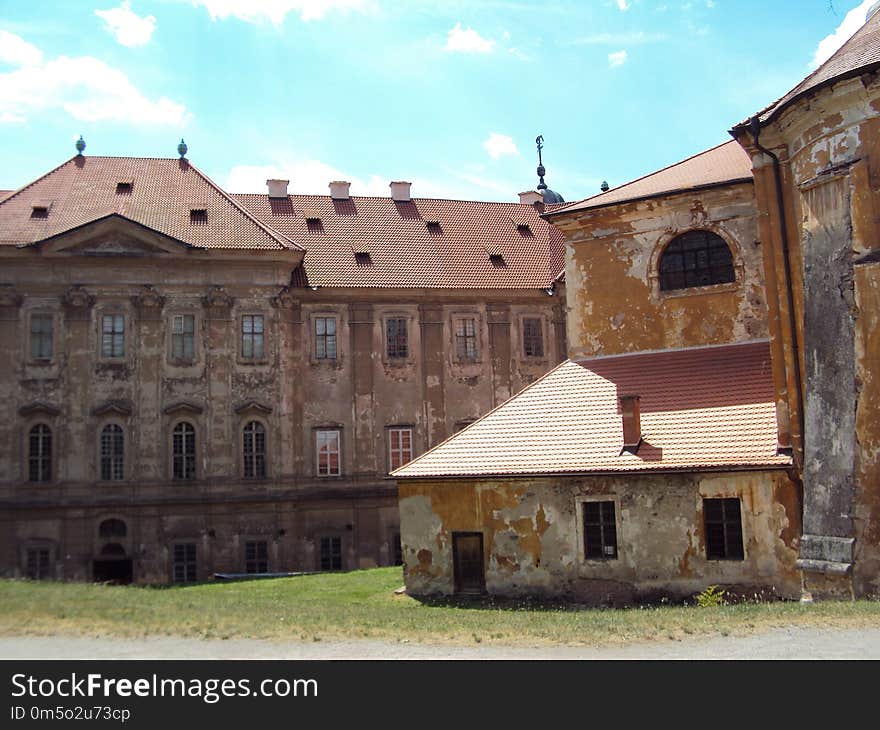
749;115;805;471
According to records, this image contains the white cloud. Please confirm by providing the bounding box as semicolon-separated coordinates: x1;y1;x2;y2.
811;0;874;69
95;1;157;47
191;0;370;24
616;0;631;10
445;22;495;54
507;47;530;61
0;29;42;66
608;49;628;68
0;31;188;125
482;133;519;160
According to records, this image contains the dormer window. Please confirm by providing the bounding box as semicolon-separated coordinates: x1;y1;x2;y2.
115;182;133;195
190;208;207;224
355;252;372;267
31;205;49;219
489;253;506;268
516;223;533;237
426;221;442;235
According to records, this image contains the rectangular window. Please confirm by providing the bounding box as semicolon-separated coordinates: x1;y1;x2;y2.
388;427;413;473
386;317;408;359
171;314;195;361
25;548;50;580
316;429;341;477
320;536;343;571
172;543;197;583
523;317;544;358
30;314;53;360
704;498;745;560
241;314;265;360
583;501;618;560
314;316;337;360
455;318;478;361
245;541;269;574
101;314;125;358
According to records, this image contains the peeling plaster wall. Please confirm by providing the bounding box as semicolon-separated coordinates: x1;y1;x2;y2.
556;183;765;360
0;228;566;582
734;71;880;597
399;471;801;602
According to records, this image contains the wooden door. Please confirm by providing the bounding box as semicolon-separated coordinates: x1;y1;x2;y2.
452;532;485;595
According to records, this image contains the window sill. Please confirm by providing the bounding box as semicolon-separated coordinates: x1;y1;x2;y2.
655;281;739;300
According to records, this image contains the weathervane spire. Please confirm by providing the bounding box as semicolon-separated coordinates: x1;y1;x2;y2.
535;135;547;190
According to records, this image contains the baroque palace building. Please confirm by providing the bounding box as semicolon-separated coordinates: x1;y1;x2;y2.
0;143;567;583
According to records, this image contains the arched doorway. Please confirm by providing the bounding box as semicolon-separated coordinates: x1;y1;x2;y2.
93;540;133;584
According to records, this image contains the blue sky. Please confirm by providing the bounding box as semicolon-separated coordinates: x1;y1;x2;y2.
0;0;875;202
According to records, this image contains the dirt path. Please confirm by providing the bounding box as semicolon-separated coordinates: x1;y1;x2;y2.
2;626;879;659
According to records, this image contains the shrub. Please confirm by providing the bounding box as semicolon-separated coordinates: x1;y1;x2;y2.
695;585;726;607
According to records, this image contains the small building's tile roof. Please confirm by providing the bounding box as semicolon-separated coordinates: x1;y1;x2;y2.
736;6;880;129
393;340;789;478
545;141;753;218
236;194;566;289
0;156;300;251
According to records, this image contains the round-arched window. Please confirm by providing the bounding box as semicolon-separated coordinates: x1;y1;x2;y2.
99;518;127;539
658;230;735;291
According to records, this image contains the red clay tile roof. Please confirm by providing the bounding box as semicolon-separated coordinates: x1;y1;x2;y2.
393;340;789;478
0;156;301;251
235;194;566;289
735;6;880;129
545;141;753;218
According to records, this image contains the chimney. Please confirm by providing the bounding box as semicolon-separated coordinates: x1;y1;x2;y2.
329;180;351;200
518;190;543;205
267;179;289;199
390;181;412;202
620;395;642;452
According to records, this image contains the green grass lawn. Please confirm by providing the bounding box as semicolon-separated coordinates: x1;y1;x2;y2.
0;567;878;646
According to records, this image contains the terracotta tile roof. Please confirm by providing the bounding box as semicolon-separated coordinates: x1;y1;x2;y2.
235;194;566;289
393;340;789;478
735;6;880;129
545;141;753;218
0;156;301;251
0;191;11;201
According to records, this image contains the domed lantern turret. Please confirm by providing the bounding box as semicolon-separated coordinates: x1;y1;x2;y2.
177;138;188;158
75;135;86;156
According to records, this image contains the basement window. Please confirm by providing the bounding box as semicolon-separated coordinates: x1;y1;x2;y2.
583;501;618;560
115;182;132;195
703;497;744;560
30;205;49;219
189;208;208;224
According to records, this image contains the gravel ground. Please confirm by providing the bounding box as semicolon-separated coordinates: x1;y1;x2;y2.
2;626;880;659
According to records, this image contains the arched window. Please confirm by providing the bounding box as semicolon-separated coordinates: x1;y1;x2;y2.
28;424;52;482
243;421;266;478
658;230;735;291
99;518;127;539
172;422;196;480
100;424;124;481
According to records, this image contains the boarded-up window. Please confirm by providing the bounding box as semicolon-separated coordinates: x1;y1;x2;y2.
703;497;744;560
583;501;618;559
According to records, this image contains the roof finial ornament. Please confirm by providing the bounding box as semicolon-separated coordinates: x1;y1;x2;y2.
177;138;188;158
535;134;547;191
75;135;86;156
600;180;609;192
